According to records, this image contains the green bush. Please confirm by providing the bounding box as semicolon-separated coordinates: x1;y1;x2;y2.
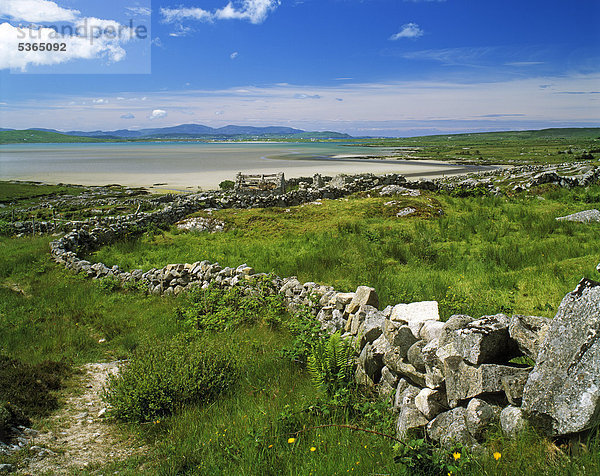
104;336;239;422
178;278;286;332
219;180;235;191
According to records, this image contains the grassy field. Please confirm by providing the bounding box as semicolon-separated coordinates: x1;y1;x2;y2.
94;186;600;319
356;128;600;165
0;130;118;144
2;159;600;473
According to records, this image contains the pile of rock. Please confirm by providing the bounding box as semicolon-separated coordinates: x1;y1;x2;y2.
175;217;226;233
313;279;600;448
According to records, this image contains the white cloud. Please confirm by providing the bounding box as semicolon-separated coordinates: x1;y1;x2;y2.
152;37;163;48
160;7;212;23
0;0;79;22
390;23;424;40
149;109;167;119
126;7;151;16
294;93;321;99
121;113;135;119
0;22;131;70
161;0;280;26
93;98;108;104
230;51;238;59
215;0;280;24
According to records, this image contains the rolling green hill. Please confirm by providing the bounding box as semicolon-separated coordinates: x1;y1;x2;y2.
0;130;115;144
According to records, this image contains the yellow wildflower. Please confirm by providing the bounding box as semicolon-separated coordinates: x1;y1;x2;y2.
310;447;316;452
288;437;296;444
493;451;501;461
268;444;273;448
453;452;461;461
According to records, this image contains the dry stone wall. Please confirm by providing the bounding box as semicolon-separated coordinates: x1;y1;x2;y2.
45;168;600;447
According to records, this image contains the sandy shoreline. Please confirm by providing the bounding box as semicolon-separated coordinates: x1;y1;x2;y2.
4;159;494;192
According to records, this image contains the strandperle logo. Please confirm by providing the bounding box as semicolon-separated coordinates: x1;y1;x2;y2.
3;0;151;74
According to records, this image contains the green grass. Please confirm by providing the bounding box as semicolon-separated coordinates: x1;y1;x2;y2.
2;181;600;474
94;186;600;319
0;181;85;203
0;130;118;144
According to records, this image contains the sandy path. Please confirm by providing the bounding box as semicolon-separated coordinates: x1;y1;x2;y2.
19;362;146;475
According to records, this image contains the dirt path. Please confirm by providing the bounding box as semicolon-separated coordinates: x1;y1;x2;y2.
18;362;147;475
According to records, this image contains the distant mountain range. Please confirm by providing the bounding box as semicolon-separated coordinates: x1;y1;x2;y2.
21;124;353;140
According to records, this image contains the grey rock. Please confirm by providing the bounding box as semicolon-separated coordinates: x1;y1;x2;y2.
381;366;399;388
420;320;445;342
358;310;385;347
393;378;411;412
358;342;385;384
444;358;531;405
440;314;512;365
390;301;440;338
427;408;477;449
346;286;379;314
384;351;427;387
415;388;448;420
522;278;600;436
466;398;500;440
500;406;527;438
407;340;427;372
396;385;429;438
382;320;418;357
556;209;600;222
355;365;375;387
508;314;551;360
501;372;530;406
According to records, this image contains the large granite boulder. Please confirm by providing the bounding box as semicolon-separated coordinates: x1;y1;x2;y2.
522;278;600;435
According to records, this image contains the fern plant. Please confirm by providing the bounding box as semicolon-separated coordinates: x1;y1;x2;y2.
307;332;355;395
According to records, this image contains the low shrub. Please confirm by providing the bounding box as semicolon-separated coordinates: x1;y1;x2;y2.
178;278;286;332
219;180;235;191
104;336;239;423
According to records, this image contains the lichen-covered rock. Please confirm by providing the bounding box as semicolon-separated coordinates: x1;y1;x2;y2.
508;314;551;360
407;340;427;372
440;314;512;365
426;408;477;449
444;358;531;406
522;278;600;436
501;372;530;406
415;387;448;420
396;385;429;438
466;398;500;440
500;405;527;438
382;320;418;357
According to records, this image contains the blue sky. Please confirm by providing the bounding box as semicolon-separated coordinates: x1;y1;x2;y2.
0;0;599;136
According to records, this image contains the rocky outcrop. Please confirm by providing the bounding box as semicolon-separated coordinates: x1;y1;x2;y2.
522;278;600;436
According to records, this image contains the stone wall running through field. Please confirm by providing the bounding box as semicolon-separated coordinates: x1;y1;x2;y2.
46;167;600;448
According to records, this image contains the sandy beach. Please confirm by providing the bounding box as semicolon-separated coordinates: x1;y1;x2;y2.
0;142;494;191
